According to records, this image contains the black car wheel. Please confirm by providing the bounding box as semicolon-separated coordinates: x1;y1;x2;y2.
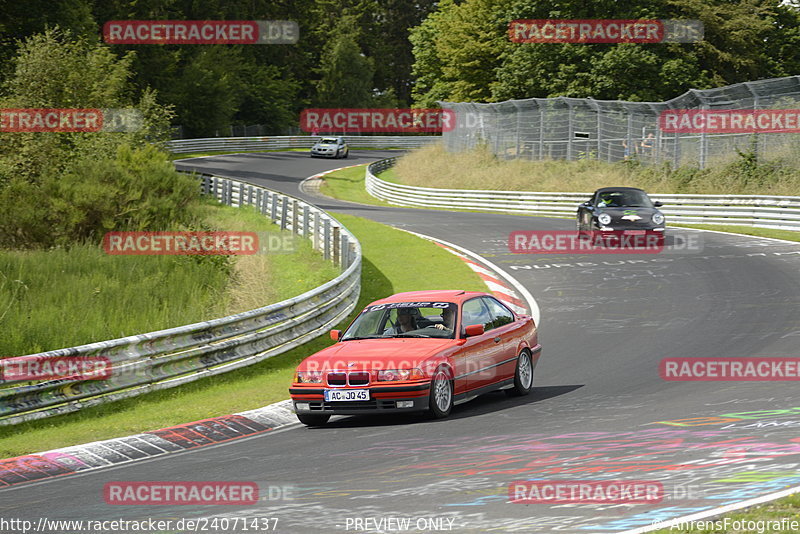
297;413;330;426
342;148;349;159
428;368;453;419
505;349;533;397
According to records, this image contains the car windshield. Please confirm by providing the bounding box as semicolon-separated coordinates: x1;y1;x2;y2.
341;302;458;340
596;190;654;208
319;138;338;144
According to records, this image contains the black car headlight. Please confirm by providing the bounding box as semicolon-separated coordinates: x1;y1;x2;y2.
598;213;612;226
652;212;665;225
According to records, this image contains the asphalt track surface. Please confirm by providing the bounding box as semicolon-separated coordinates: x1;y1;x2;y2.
3;150;800;533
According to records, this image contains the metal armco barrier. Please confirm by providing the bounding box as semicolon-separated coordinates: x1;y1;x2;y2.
0;174;361;425
366;158;800;231
167;135;440;154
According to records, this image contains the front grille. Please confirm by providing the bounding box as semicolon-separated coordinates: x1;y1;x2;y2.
348;371;370;386
327;372;346;386
324;401;378;410
325;371;370;386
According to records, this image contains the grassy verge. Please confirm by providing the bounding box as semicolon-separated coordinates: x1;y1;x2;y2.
0;199;337;357
0;213;486;457
394;144;800;195
652;494;800;533
319;164;395;207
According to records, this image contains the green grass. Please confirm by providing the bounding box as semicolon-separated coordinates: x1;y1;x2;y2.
651;494;800;533
394;144;800;196
0;200;337;357
0;213;486;457
319;164;395;207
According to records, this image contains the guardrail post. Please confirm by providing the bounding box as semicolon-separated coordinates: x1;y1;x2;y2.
292;200;299;234
226;180;234;205
280;198;288;230
270;192;278;222
202;175;211;195
257;189;264;213
333;226;341;266
313;212;320;250
340;233;349;268
323;219;331;260
303;205;310;237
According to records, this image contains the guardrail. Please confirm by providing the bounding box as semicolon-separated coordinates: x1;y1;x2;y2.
167;135;440;154
366;158;800;231
0;173;361;425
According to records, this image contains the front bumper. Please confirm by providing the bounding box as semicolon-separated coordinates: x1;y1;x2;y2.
310;149;336;158
290;383;430;414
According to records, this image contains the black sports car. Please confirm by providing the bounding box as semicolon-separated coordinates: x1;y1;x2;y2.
577;187;665;241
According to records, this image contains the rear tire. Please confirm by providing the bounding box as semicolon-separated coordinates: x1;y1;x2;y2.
297;413;330;426
428;368;453;419
505;350;533;397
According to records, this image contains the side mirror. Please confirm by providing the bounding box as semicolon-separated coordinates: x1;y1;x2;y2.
465;324;485;337
330;330;341;341
653;201;663;207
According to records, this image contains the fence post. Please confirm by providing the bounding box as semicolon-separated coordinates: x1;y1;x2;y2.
323;219;331;261
271;192;278;222
314;212;320;251
333;227;341;267
280;197;288;230
292;199;299;233
303;205;310;237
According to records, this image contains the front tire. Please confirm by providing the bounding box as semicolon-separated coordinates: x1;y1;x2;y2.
297;413;330;426
505;350;533;397
428;368;453;419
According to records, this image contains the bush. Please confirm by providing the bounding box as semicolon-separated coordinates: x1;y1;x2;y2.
0;144;201;249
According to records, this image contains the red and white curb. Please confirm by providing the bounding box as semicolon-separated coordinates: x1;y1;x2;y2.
401;230;540;325
0;401;298;491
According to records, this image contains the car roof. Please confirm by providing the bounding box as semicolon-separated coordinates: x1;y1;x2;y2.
594;186;646;193
368;290;487;306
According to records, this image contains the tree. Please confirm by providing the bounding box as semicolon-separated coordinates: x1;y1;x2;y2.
314;15;376;108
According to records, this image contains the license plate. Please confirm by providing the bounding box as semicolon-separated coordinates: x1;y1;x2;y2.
324;389;369;401
624;230;646;235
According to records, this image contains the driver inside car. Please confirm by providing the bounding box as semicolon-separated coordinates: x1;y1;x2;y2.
432;307;455;332
384;308;417;335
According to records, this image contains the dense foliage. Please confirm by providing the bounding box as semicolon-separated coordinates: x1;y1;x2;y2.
0;0;437;137
411;0;800;106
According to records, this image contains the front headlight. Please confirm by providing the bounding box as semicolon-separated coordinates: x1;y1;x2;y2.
377;368;425;382
598;213;612;225
652;212;665;225
295;371;323;383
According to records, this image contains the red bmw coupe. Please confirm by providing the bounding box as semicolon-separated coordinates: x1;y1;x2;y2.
289;290;541;426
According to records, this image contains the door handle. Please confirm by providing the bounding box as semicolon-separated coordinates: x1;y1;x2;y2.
494;337;501;343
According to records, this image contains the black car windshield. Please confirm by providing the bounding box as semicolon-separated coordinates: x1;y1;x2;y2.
341;302;458;340
596;190;654;208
